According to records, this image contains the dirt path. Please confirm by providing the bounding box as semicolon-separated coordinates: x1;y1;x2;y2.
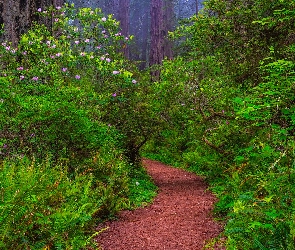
96;159;224;249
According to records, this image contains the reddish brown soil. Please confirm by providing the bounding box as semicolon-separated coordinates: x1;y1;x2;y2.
96;159;224;250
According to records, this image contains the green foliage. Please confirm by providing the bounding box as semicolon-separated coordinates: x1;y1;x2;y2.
2;0;294;249
144;0;295;249
0;4;159;166
0;77;119;165
0;4;130;162
0;4;157;249
127;166;158;208
0;156;130;249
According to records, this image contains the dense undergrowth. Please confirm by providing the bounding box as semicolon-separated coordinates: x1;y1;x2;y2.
0;4;156;249
1;0;295;249
143;0;295;249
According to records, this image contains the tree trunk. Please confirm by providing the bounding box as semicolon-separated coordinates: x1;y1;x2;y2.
149;0;174;80
163;0;174;60
103;0;117;16
0;0;63;45
129;0;151;69
149;0;163;80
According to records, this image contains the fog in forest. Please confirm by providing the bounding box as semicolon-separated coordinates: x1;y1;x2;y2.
64;0;204;67
0;0;203;68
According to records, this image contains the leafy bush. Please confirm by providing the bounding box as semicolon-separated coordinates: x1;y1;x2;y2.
0;77;118;164
0;4;160;166
0;4;151;166
0;4;158;249
0;155;130;249
144;0;295;249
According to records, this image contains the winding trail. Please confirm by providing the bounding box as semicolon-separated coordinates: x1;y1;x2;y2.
96;159;224;249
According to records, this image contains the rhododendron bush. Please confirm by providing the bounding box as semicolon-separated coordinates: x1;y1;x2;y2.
0;4;157;249
0;4;141;162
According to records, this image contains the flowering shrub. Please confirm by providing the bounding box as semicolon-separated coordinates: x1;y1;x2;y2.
0;3;157;166
0;4;136;162
0;4;157;249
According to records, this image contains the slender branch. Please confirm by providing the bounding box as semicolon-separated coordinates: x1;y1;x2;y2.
205;111;235;121
197;102;235;121
202;128;230;155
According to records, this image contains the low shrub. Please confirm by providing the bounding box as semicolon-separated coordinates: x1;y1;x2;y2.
0;155;130;249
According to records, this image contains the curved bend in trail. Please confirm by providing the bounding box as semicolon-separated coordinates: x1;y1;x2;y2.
97;159;224;250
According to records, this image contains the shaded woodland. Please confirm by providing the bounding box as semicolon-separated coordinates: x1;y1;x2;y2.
2;0;294;249
0;0;202;67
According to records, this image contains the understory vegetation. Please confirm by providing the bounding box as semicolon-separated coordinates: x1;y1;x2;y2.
144;0;295;249
0;5;156;249
1;0;295;249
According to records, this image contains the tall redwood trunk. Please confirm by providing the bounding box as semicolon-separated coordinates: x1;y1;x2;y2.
149;0;163;80
0;0;63;45
149;0;174;80
163;0;174;60
128;0;151;69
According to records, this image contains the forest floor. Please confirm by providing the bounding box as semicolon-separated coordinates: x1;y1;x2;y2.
96;159;225;249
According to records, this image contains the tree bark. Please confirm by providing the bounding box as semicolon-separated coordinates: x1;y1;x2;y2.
0;0;64;45
129;0;150;69
103;0;117;16
149;0;174;80
162;0;174;60
149;0;163;80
